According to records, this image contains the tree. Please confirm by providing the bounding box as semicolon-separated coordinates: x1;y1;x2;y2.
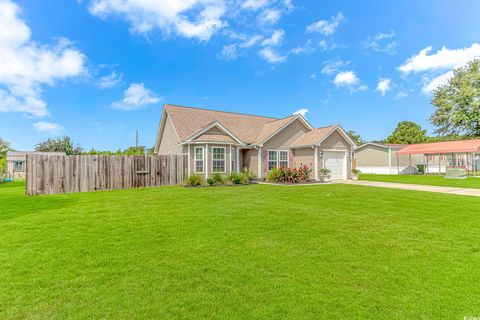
0;137;11;157
431;59;480;137
347;130;365;146
385;121;427;144
35;136;83;155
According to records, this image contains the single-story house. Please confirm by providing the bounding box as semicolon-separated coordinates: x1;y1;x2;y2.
355;143;423;174
154;104;357;180
5;151;66;180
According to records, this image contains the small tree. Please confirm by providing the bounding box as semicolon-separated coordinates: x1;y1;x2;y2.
347;130;365;146
386;121;427;144
431;59;480;136
35;136;83;155
0;137;11;157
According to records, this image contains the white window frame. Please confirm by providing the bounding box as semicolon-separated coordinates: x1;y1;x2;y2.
279;150;289;168
212;147;226;173
194;147;204;173
231;147;236;172
13;161;24;172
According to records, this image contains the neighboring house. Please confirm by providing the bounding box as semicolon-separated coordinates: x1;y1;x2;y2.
6;151;66;180
154;104;356;180
355;143;423;174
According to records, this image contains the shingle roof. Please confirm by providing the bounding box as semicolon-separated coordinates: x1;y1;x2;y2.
291;125;337;147
165;104;274;144
252;116;296;145
193;133;236;143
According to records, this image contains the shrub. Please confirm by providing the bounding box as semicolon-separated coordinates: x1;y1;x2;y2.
351;168;361;175
241;167;257;181
212;172;225;184
183;174;204;187
298;163;312;181
206;178;216;186
228;172;249;185
267;168;282;182
319;168;331;176
267;164;312;183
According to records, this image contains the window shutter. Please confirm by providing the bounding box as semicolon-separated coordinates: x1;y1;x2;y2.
289;150;294;168
263;149;268;171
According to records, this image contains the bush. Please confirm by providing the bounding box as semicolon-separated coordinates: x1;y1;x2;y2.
319;168;331;176
351;168;361;175
267;164;312;183
183;174;204;186
212;172;225;184
229;172;249;185
241;168;257;181
206;178;216;186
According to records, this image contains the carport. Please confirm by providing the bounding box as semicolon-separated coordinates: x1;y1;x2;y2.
396;139;480;175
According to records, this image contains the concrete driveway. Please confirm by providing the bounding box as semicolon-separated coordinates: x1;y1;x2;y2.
338;180;480;197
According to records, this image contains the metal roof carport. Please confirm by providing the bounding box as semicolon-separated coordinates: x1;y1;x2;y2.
396;139;480;175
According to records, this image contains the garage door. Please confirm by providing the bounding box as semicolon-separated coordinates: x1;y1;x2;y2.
324;151;346;180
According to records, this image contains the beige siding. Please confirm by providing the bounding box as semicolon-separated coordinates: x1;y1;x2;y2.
158;115;183;155
318;130;353;179
356;145;390;166
6;161;26;180
292;148;314;168
187;144;236;178
261;119;310;176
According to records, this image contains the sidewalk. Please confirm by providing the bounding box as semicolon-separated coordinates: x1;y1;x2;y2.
337;180;480;197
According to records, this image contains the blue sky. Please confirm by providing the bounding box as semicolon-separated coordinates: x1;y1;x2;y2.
1;0;480;151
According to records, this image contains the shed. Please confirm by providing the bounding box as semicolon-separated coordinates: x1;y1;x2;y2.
5;151;66;180
355;143;423;174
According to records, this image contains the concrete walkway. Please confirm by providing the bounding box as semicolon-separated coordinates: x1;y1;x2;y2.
337;180;480;197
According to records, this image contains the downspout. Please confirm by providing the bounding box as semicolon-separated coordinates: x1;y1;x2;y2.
187;144;191;177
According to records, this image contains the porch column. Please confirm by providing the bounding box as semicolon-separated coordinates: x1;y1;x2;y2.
397;154;400;174
205;143;209;178
409;154;412;175
314;146;318;180
474;152;477;176
438;153;441;175
388;148;392;174
187;144;191;176
229;147;232;173
257;147;262;178
236;147;240;172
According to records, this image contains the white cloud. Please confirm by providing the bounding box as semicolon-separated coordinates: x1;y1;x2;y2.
89;0;227;41
365;30;397;54
321;59;350;75
399;43;480;93
306;12;344;35
218;44;239;60
259;47;286;63
0;0;86;117
258;8;281;25
334;71;358;87
376;78;391;96
261;29;284;46
111;83;162;110
293;108;308;117
98;71;123;89
394;91;408;100
241;34;263;48
318;40;337;51
309;74;316;80
399;43;480;74
289;39;315;55
242;0;269;11
33;121;64;133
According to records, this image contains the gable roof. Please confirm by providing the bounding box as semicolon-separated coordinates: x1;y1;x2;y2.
355;142;406;151
291;125;337;147
164;104;274;144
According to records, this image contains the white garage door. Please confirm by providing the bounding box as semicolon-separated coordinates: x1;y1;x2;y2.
324;151;346;180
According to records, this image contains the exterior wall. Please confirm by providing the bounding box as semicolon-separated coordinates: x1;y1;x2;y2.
356;145;390;167
6;160;26;180
318;130;353;179
261;119;310;177
186;143;236;178
292;148;314;169
158;115;183;155
242;149;258;174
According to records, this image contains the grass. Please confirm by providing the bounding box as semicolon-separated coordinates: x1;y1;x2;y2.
1;181;480;319
360;173;480;189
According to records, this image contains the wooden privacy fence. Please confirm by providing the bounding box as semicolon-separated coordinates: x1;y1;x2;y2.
26;154;188;195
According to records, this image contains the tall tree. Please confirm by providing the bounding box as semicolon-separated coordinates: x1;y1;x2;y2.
347;130;365;146
35;136;83;155
431;59;480;136
0;137;11;157
386;121;427;144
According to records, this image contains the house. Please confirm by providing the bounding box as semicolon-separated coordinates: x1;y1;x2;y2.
355;143;423;174
154;104;356;180
6;151;66;180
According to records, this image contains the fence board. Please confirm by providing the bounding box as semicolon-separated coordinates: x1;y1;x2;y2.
26;154;187;195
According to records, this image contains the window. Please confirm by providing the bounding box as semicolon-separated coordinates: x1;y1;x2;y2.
14;161;24;172
279;150;289;168
268;150;278;171
212;147;225;172
194;147;204;173
231;147;236;172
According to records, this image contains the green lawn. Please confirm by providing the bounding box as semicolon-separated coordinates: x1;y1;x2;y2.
360;173;480;189
1;182;480;319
